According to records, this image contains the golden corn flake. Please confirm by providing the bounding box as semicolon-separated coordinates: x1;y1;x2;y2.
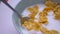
28;8;34;13
33;5;38;10
39;16;48;24
29;13;36;18
50;30;59;34
43;21;48;25
22;21;33;30
22;21;29;27
40;26;52;34
45;0;58;10
28;5;38;14
28;5;39;18
43;31;52;34
54;5;60;15
33;26;40;31
39;12;47;16
43;7;53;12
32;22;41;31
26;24;33;31
54;5;60;20
40;26;49;33
54;15;60;20
33;5;39;13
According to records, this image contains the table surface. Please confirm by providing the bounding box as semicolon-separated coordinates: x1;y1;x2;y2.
0;0;21;34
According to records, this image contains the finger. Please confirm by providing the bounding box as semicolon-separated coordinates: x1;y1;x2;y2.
5;0;8;2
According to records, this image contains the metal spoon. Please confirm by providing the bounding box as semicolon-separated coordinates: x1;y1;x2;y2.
0;0;29;24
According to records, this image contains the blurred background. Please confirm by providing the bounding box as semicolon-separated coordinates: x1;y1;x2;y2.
0;0;21;34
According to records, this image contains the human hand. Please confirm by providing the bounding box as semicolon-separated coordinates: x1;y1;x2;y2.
0;0;8;3
5;0;8;2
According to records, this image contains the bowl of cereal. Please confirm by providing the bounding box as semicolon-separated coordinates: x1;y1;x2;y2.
12;0;60;34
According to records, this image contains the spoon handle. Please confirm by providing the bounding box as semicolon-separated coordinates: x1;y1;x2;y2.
0;0;21;18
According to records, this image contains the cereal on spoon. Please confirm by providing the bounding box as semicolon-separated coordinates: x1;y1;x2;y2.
22;0;59;34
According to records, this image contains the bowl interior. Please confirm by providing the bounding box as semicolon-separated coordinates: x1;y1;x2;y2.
12;0;60;34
